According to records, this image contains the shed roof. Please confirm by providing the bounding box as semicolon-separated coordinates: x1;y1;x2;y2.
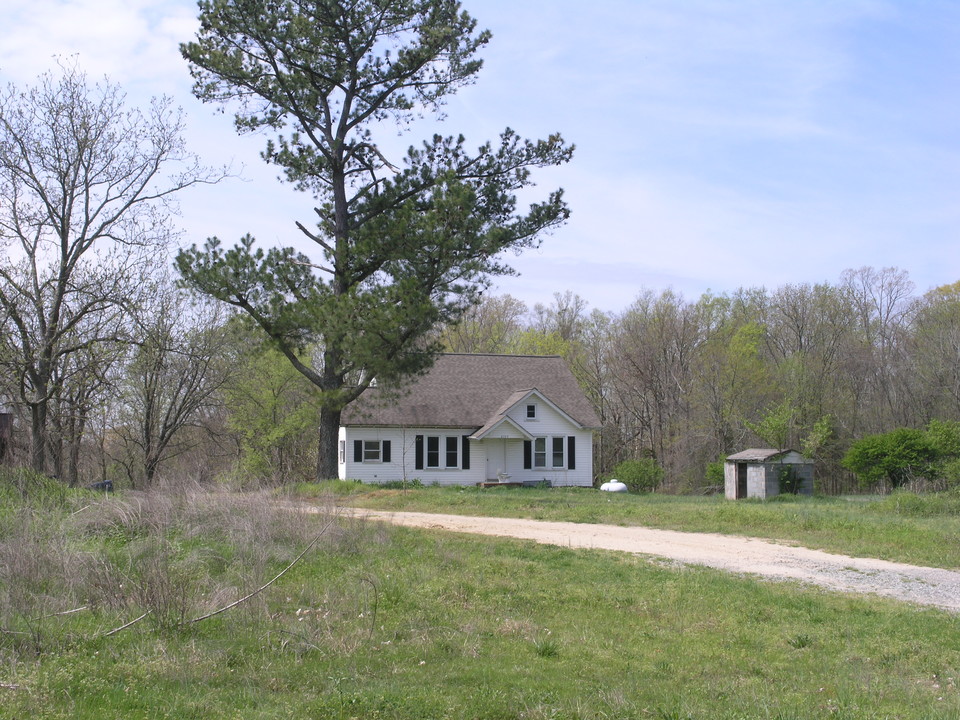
341;353;601;430
726;448;811;463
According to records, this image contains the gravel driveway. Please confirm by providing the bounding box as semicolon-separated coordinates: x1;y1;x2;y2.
342;509;960;612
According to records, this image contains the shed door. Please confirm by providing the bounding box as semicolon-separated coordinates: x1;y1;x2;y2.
736;463;748;499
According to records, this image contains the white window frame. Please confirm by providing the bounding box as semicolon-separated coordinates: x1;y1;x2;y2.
531;436;567;469
425;435;460;469
551;436;565;468
426;436;440;468
363;440;383;462
526;403;538;420
445;436;459;468
533;437;547;468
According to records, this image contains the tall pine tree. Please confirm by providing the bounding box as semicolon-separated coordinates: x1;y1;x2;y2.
177;0;573;480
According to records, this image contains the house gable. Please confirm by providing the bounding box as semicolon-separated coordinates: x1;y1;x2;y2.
471;388;584;441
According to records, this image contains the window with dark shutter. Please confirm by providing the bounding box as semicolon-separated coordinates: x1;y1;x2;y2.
552;437;565;467
363;440;381;462
445;436;458;467
353;440;363;463
415;435;424;470
382;440;391;463
534;437;547;468
567;436;576;470
523;440;532;469
426;436;440;468
462;436;470;470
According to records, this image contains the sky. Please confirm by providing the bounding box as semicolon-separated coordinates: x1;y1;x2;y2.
1;0;958;314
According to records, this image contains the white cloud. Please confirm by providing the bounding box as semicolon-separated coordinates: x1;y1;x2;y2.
0;0;195;89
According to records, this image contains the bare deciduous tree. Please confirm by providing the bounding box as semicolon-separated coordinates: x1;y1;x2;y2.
439;293;528;353
0;62;221;475
113;281;234;487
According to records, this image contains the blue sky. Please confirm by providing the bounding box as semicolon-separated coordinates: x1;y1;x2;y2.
1;0;957;312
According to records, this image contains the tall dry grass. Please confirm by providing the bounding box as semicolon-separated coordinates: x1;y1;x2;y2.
0;470;368;662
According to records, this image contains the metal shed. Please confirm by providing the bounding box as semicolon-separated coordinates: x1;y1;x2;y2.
724;448;814;499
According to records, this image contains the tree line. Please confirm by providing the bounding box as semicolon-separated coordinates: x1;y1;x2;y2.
4;257;957;491
2;1;957;493
441;277;960;493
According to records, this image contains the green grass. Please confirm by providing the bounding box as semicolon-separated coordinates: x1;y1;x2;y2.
303;483;960;569
3;477;960;718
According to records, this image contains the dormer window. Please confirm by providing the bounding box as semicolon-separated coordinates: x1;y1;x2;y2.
526;403;537;420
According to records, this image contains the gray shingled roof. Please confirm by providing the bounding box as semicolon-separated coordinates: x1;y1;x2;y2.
341;354;601;430
726;448;808;462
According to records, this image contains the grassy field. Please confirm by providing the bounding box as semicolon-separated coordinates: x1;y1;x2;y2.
294;481;960;569
2;473;960;719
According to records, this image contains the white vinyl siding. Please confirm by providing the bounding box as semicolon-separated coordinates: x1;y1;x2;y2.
339;427;488;486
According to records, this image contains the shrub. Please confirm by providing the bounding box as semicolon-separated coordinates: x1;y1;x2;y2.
926;419;960;457
376;478;424;490
609;458;664;493
940;458;960;489
704;458;726;487
927;420;960;489
778;465;803;494
841;428;937;489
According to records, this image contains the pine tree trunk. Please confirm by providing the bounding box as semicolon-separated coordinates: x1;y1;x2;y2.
316;406;341;481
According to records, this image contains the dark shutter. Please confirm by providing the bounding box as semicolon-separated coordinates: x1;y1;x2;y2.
462;436;470;470
567;436;576;470
415;435;424;470
382;440;391;463
353;440;363;463
523;440;532;470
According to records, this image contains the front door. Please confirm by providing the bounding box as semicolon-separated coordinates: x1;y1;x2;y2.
736;463;748;499
485;439;510;481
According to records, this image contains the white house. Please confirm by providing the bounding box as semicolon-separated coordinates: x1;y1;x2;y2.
338;354;600;487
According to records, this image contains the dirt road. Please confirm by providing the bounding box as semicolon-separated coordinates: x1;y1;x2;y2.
339;509;960;612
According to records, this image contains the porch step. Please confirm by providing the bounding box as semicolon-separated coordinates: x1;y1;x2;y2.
476;480;553;489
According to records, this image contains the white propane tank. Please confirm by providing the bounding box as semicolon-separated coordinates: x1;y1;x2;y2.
599;479;628;493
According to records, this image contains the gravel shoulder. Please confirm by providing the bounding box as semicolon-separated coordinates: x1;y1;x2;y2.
338;509;960;612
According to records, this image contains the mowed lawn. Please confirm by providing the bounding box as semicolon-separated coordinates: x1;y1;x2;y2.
3;478;960;719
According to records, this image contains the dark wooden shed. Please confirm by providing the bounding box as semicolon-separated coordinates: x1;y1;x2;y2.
724;448;814;499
